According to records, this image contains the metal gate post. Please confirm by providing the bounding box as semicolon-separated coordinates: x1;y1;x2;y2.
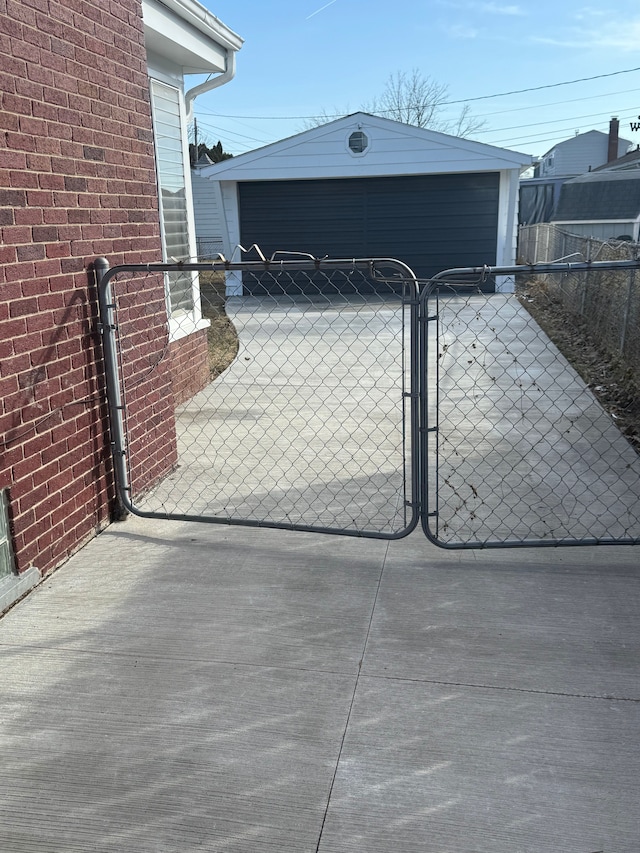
418;281;438;541
95;257;132;519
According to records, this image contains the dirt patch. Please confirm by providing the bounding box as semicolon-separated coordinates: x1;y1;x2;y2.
518;282;640;454
199;271;239;380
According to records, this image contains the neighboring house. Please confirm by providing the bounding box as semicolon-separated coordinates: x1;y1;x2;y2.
193;112;532;290
0;0;242;610
535;120;632;179
519;119;633;225
551;169;640;242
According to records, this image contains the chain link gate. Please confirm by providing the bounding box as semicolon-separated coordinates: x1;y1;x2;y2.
420;260;640;548
96;257;420;540
97;256;640;548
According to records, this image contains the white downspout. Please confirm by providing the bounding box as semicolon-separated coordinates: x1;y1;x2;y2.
185;51;235;123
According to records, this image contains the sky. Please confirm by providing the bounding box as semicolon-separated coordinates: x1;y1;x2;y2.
190;0;640;162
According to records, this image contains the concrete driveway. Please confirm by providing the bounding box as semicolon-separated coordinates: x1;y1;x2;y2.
1;519;639;851
1;290;639;850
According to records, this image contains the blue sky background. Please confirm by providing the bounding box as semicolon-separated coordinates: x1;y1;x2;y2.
191;0;640;160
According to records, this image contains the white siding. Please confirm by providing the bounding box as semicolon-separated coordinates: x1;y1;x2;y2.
540;131;632;178
191;172;225;256
199;114;531;183
497;170;519;265
220;181;242;293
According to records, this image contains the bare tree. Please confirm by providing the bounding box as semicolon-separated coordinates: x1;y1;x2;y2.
440;102;485;139
302;70;485;138
366;70;485;137
366;70;448;128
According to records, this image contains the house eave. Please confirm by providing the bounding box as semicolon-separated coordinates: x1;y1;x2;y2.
142;0;242;75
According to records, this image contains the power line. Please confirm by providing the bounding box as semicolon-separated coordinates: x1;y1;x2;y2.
485;112;640;149
472;88;640;120
475;106;640;137
192;118;270;145
442;67;640;106
193;66;640;121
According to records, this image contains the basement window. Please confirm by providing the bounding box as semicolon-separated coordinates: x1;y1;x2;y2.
0;490;16;580
348;130;369;154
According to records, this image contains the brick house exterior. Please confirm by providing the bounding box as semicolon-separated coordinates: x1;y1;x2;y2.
0;0;241;610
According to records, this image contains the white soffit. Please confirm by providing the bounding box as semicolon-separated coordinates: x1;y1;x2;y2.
142;0;242;74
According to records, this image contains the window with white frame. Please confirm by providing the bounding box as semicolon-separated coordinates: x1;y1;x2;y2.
348;130;369;154
150;79;195;317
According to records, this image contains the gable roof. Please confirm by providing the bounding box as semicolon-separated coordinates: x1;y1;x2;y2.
593;147;640;172
198;112;532;182
542;129;634;158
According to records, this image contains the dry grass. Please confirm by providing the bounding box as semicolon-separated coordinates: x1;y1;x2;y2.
199;271;239;380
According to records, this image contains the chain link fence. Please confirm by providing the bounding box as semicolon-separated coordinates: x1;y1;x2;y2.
518;224;640;376
97;256;640;548
99;259;419;538
422;266;640;547
195;237;225;260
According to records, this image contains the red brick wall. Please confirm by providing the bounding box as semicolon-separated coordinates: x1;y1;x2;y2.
170;329;210;407
0;0;177;574
113;274;178;496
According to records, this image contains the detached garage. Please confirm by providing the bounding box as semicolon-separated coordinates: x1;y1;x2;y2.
194;112;532;288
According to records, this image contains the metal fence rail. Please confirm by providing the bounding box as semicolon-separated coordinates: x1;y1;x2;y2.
421;262;640;548
97;258;419;539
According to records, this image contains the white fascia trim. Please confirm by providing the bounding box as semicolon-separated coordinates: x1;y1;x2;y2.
144;0;242;51
144;1;226;73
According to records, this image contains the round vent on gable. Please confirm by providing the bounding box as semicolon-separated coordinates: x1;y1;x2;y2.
348;130;369;154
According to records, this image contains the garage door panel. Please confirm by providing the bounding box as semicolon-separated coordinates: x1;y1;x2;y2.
239;174;499;280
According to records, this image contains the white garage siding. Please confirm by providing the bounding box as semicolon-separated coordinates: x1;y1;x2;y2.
191;171;227;257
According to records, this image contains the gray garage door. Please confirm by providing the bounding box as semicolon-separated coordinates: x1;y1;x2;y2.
239;173;500;282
